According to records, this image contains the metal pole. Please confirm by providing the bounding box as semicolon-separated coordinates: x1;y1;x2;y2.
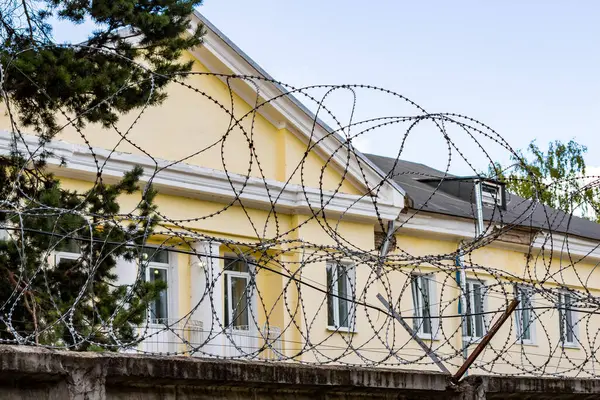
451;298;520;383
456;252;469;366
376;220;395;277
474;181;485;237
459;181;484;372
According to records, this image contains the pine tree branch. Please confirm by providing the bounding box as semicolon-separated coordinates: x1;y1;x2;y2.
0;10;17;38
19;0;34;43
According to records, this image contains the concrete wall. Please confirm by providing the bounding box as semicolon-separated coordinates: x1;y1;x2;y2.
0;346;599;400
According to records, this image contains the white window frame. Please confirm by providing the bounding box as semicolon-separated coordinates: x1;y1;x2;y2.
52;237;83;266
558;290;578;348
464;278;488;342
223;255;256;332
326;262;356;333
515;285;536;345
142;247;177;325
0;223;8;241
477;180;503;207
54;250;81;266
411;273;439;340
52;236;82;269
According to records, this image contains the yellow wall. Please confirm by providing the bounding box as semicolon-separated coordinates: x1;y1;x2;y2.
8;118;599;375
0;51;360;197
373;230;600;375
1;45;597;375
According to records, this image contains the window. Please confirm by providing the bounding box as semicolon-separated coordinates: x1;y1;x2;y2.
465;279;487;340
54;238;82;268
558;291;577;346
476;180;504;208
411;274;437;338
56;238;82;254
0;223;8;241
54;249;80;267
224;257;252;330
143;247;170;324
515;285;535;343
326;262;355;331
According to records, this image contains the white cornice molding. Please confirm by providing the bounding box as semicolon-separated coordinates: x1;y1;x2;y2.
396;212;477;241
396;211;600;263
0;131;403;223
530;232;600;263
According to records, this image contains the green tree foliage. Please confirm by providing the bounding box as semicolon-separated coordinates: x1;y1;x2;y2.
1;0;204;138
489;140;600;221
0;161;165;349
0;1;204;348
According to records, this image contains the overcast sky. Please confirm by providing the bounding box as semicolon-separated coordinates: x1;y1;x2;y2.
53;1;600;176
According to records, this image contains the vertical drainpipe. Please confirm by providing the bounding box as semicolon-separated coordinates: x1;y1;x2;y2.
379;220;395;257
377;220;396;277
457;181;486;372
456;243;469;365
474;180;485;237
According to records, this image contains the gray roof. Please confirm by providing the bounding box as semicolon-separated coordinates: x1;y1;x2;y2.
193;11;600;242
366;154;600;242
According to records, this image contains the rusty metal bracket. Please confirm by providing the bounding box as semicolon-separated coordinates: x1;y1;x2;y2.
451;298;520;383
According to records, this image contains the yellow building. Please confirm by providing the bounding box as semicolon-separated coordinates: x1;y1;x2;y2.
1;11;598;377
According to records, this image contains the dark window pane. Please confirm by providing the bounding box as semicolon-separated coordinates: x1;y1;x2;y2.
224;274;230;326
421;277;432;335
149;268;168;322
411;276;420;332
57;238;81;253
563;293;575;343
230;276;249;329
519;288;532;340
327;265;335;326
566;311;574;343
224;258;249;273
337;266;349;328
411;275;432;334
466;285;473;337
143;247;169;264
422;297;432;333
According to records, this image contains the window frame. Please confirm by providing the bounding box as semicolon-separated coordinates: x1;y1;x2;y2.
223;255;256;332
54;250;81;270
411;273;438;340
475;180;506;210
558;290;578;348
515;285;536;345
53;237;82;270
55;250;81;262
464;278;488;342
0;223;8;241
142;246;176;325
326;261;356;333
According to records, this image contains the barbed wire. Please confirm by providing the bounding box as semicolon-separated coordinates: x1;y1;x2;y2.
1;43;600;378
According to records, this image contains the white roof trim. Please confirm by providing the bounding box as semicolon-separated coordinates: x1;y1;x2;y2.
0;131;403;223
396;211;600;263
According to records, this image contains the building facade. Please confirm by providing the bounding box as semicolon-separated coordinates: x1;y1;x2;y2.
1;11;599;377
